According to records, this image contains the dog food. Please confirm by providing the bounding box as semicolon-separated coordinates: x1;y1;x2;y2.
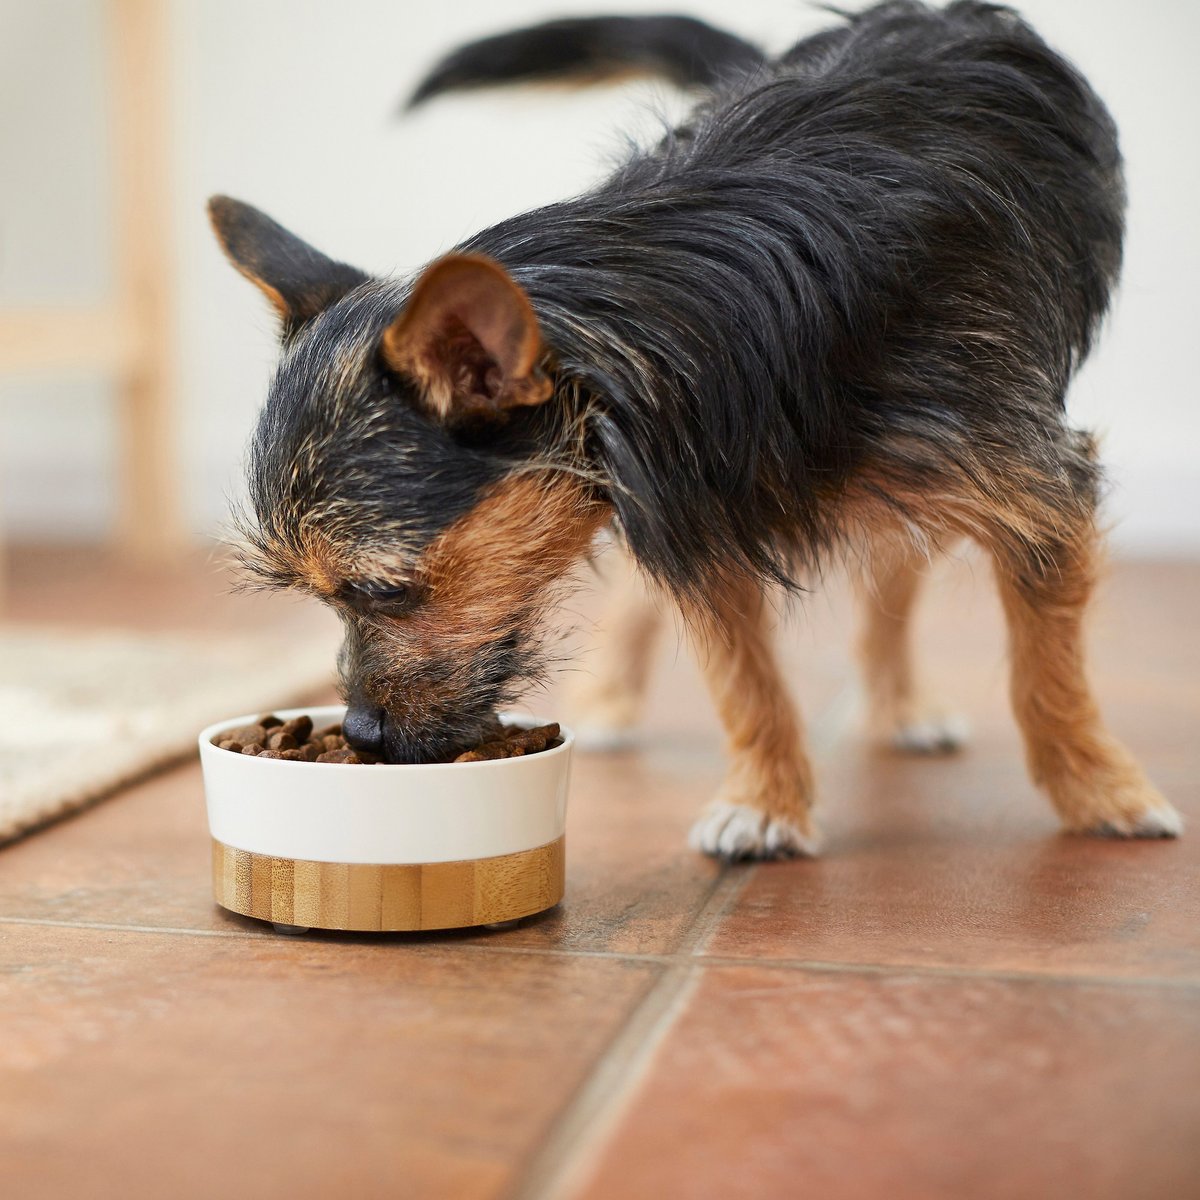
213;713;561;765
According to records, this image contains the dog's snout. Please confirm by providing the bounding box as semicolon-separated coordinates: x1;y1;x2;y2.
343;703;386;755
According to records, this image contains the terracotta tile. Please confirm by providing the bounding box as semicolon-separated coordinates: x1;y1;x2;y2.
0;759;257;933
706;758;1200;979
0;922;657;1200
574;965;1200;1200
704;561;1200;979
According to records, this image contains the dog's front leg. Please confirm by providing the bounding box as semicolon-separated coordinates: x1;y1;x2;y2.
686;577;820;860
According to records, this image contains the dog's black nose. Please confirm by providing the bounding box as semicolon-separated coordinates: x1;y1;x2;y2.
343;703;385;755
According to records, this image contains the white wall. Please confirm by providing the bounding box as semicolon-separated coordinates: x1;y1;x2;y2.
2;0;1198;551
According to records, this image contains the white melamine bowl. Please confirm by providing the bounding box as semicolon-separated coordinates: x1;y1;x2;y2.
199;705;571;933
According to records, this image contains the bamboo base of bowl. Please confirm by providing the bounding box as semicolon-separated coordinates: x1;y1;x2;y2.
212;836;565;932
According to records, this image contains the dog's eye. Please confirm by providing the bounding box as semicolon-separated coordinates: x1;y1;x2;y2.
347;581;423;612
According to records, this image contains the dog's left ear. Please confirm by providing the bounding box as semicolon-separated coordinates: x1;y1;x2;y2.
207;195;368;333
381;254;552;422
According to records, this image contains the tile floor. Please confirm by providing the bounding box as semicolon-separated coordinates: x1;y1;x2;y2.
1;547;1197;1200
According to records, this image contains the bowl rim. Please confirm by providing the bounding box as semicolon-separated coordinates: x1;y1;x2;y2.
197;704;573;772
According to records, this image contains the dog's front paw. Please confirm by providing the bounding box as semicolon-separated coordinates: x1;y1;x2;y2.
1082;799;1183;840
688;802;821;862
1054;765;1183;840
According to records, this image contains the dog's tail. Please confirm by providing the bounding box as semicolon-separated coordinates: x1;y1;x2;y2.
405;15;766;109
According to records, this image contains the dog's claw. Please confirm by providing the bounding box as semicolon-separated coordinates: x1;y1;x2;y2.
1087;804;1183;840
689;802;821;862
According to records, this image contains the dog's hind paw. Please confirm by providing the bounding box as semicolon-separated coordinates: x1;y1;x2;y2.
565;690;643;753
888;712;970;755
688;802;821;862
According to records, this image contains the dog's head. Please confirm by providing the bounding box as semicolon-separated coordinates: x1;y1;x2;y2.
209;197;607;761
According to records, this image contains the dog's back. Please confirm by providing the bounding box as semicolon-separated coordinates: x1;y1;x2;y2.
417;2;1123;388
410;2;1123;589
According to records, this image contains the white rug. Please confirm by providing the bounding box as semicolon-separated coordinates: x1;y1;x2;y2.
0;626;339;845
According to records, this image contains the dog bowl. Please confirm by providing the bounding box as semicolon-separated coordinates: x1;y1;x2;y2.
199;705;570;933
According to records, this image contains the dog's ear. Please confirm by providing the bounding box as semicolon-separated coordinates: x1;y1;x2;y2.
381;254;552;422
207;195;368;331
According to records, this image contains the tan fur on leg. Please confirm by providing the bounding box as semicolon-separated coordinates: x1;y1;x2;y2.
568;537;665;749
993;524;1181;837
855;539;968;753
685;578;820;860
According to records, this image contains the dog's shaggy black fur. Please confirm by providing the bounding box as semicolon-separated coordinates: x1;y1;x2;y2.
215;0;1126;761
438;0;1123;600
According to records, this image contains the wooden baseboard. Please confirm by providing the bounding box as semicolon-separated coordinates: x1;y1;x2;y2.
212;837;565;931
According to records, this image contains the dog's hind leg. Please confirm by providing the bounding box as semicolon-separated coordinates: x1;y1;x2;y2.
855;538;968;754
987;499;1181;838
686;577;820;860
567;539;665;750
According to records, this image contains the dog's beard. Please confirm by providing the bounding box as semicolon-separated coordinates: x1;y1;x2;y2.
378;706;501;764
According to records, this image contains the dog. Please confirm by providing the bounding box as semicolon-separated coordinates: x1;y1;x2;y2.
209;1;1180;860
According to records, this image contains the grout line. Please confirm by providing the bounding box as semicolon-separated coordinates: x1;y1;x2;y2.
504;868;756;1200
506;963;701;1200
447;941;1200;994
5;914;1195;994
679;863;759;957
505;678;862;1200
692;953;1200;993
0;915;266;940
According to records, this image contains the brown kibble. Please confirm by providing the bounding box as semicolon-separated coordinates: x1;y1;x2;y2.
282;715;313;742
316;748;361;764
465;741;509;761
216;712;559;766
229;724;267;746
511;722;560;752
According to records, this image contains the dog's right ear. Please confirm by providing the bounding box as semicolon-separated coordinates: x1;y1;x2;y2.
381;254;552;424
207;196;368;332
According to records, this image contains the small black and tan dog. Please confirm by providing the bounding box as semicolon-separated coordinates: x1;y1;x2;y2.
209;1;1180;859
